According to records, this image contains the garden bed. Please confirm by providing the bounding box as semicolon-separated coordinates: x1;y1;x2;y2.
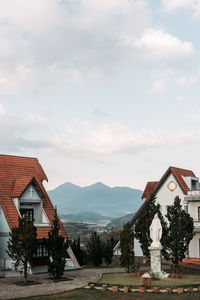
98;272;200;288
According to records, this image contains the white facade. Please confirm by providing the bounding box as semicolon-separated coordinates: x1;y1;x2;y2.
155;173;185;217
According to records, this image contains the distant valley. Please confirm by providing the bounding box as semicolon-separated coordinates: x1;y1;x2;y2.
48;182;143;220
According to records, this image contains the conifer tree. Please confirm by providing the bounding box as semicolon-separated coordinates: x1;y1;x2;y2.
166;196;194;273
7;216;37;282
135;193;158;257
86;232;102;266
120;223;134;273
103;236;115;267
70;236;84;265
45;209;68;278
134;193;168;258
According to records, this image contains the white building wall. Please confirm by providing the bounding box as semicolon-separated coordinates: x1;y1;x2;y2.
189;233;200;258
0;206;12;269
134;237;143;256
155;173;185;218
188;202;199;220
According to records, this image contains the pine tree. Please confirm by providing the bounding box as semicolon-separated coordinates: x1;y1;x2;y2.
103;236;115;267
87;232;102;266
135;193;158;257
166;196;194;273
134;193;168;258
120;223;134;273
45;209;68;278
70;236;84;265
7;216;37;282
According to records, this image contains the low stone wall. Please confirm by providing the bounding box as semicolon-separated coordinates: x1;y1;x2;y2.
86;284;200;294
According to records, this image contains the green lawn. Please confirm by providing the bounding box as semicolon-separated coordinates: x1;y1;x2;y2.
98;272;200;288
15;288;200;300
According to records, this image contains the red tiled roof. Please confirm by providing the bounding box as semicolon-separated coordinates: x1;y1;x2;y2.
142;181;158;200
37;227;51;239
11;176;34;197
0;154;67;238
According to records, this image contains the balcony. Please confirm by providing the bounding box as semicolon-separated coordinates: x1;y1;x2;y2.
185;189;200;202
193;219;200;232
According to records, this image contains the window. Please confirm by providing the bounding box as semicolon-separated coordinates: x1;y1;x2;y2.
34;244;48;258
198;207;200;221
184;205;188;213
191;180;198;190
20;208;34;221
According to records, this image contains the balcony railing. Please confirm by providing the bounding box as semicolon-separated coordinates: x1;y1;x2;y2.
187;189;200;196
193;219;200;228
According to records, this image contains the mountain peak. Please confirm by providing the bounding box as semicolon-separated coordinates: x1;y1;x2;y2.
83;182;110;191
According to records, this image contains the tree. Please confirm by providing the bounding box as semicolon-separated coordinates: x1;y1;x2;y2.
120;223;134;273
70;236;84;265
7;216;37;282
134;193;168;258
102;236;115;267
45;209;68;278
166;196;194;273
135;193;158;257
87;232;102;266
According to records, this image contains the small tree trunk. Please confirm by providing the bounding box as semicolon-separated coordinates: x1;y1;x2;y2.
175;259;179;274
24;260;28;283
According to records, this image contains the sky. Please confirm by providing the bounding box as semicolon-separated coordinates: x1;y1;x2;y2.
0;0;200;191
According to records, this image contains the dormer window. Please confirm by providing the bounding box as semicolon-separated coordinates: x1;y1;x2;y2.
191;179;198;190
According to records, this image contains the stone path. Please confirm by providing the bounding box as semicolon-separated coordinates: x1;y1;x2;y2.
0;268;125;300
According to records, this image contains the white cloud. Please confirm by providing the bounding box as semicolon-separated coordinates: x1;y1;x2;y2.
0;104;5;117
50;123;200;157
162;0;193;12
151;79;166;92
184;112;200;122
162;0;200;17
0;0;152;93
176;75;198;86
28;114;45;125
134;28;194;60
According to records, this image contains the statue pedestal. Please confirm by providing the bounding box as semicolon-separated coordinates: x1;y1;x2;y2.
149;246;162;274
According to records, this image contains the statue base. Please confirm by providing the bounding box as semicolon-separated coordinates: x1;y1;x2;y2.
148;246;169;279
149;246;162;274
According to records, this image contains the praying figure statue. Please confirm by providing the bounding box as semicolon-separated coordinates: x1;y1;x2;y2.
150;213;162;248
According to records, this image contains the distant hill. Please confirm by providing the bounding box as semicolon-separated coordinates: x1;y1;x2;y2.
106;213;134;229
48;182;143;217
60;211;113;223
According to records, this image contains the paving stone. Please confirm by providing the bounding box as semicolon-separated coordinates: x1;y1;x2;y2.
0;268;124;299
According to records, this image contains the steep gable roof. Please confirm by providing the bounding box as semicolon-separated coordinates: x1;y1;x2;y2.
153;166;195;196
130;166;196;226
142;181;158;200
0;154;66;238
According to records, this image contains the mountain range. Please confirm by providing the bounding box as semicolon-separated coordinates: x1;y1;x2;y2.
48;182;143;218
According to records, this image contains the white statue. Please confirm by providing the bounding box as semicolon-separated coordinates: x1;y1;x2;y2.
150;213;162;248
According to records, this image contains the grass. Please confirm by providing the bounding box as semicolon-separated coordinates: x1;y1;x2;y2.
15;288;200;300
13;280;42;286
98;272;200;288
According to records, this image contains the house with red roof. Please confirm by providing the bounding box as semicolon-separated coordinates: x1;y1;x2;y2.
0;154;80;271
114;166;200;258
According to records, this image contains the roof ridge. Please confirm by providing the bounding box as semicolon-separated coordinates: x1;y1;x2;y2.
170;166;194;173
0;154;38;160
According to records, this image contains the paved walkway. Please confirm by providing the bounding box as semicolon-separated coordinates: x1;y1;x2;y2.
0;268;125;300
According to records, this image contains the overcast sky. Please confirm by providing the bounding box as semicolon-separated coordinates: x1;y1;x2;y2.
0;0;200;190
